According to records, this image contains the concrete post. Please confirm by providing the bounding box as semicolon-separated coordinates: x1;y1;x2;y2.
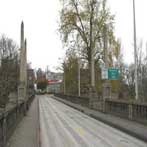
129;103;133;120
24;39;28;110
18;21;27;115
102;24;111;112
78;59;81;97
103;83;111;113
63;72;66;95
19;21;26;85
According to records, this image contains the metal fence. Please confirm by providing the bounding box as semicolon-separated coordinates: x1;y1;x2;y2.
0;95;35;147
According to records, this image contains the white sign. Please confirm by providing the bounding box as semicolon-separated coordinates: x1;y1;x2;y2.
101;68;108;80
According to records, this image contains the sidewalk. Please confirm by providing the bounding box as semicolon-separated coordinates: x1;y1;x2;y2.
53;96;147;143
7;97;39;147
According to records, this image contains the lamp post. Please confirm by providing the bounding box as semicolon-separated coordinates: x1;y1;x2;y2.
78;58;81;97
133;0;138;100
63;66;66;95
104;24;108;69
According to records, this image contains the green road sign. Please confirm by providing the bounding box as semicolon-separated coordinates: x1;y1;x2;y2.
108;68;119;80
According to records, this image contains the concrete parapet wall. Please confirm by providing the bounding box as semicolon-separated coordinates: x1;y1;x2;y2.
105;99;147;124
0;94;35;147
54;93;147;124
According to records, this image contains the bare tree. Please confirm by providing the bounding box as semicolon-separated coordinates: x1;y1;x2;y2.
0;35;19;107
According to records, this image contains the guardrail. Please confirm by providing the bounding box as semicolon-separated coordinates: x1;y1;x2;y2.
54;93;147;125
0;94;35;147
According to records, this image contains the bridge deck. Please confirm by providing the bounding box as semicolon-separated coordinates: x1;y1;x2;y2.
7;95;147;147
39;95;146;147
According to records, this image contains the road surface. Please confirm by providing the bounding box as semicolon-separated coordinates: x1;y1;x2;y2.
39;95;147;147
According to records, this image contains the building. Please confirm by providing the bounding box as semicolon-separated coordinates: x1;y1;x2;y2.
27;68;35;95
46;70;63;93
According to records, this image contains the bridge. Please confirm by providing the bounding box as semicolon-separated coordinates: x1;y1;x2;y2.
0;22;147;147
1;94;146;147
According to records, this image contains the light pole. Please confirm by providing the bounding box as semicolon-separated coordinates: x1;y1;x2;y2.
133;0;138;100
63;68;66;95
104;24;108;69
78;59;81;97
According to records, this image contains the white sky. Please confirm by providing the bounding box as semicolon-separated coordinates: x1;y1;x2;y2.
0;0;147;71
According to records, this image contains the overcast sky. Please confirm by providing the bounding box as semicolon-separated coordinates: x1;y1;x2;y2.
0;0;147;71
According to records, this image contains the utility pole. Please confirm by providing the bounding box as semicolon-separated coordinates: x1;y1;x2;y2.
91;56;95;87
104;24;108;68
63;68;66;95
90;1;95;88
78;59;81;97
133;0;138;100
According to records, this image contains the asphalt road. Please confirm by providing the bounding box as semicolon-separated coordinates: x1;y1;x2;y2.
39;95;147;147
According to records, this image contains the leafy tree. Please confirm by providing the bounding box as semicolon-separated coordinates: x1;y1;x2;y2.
37;79;48;91
36;68;47;92
63;49;78;95
59;0;120;89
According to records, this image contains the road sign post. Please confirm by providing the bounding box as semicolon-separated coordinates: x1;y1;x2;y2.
101;68;119;108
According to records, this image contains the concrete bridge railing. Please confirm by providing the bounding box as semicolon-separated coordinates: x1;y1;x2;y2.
105;99;147;124
0;94;35;147
54;93;147;125
54;93;89;107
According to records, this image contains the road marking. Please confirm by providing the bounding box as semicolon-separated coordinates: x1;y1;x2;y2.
76;127;85;136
